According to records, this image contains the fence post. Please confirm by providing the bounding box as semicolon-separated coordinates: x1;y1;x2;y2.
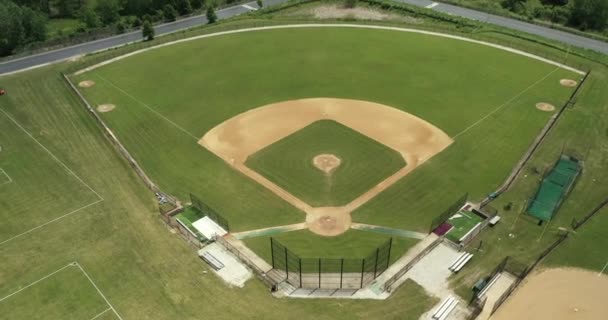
299;258;302;288
340;259;344;289
386;238;393;270
270;237;275;269
373;248;380;278
360;259;365;288
285;246;289;280
318;258;322;288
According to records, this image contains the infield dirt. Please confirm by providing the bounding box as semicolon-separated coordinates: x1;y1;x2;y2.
200;98;452;235
492;268;608;320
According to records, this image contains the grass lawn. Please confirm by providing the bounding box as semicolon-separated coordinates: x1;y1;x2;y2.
445;210;485;243
244;229;419;264
0;264;117;320
246;120;405;207
0;97;100;243
73;26;578;234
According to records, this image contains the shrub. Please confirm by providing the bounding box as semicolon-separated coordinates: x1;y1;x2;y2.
142;20;155;41
163;4;178;21
206;6;217;23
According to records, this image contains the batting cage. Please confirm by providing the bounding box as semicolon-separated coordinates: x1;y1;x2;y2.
527;155;582;222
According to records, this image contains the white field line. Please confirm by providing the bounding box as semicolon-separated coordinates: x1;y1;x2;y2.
0;262;122;320
452;67;559;139
0;199;103;246
95;74;199;141
242;4;257;10
75;262;124;320
0;168;12;186
426;2;439;9
90;307;112;320
599;260;608;277
74;24;585;76
0;108;103;201
0;263;75;303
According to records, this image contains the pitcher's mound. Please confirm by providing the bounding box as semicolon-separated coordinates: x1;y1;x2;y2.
97;104;116;113
560;79;577;87
306;207;351;236
78;80;95;88
536;102;555;112
313;154;341;174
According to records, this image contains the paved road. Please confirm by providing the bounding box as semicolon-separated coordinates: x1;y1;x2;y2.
1;0;606;76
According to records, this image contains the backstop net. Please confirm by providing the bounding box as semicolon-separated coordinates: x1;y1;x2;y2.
189;193;230;232
270;237;393;289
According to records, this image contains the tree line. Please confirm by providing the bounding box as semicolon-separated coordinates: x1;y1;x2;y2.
0;0;229;56
499;0;608;32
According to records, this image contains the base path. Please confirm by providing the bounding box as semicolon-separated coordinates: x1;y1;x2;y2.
492;268;608;320
200;98;452;236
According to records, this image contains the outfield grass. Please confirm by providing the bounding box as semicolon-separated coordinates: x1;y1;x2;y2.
246;120;405;206
244;229;419;264
73;26;577;235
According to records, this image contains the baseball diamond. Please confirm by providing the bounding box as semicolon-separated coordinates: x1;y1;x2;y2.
2;2;608;319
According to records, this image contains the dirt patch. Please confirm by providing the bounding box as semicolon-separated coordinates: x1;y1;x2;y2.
97;104;116;113
200;98;452;236
536;102;555;112
493;268;608;320
306;207;351;236
78;80;95;88
560;79;577;87
313;154;341;175
310;5;408;21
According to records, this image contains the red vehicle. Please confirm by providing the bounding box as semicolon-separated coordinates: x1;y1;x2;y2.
0;89;5;96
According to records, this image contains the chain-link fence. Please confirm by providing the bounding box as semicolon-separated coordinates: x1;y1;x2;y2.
190;193;229;232
270;237;392;289
430;193;468;233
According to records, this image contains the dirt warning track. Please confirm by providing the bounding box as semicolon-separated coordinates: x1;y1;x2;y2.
200;98;452;236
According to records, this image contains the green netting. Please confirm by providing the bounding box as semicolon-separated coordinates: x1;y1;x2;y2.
527;157;581;221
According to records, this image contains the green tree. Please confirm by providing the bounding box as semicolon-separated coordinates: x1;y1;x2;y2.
95;0;121;25
163;4;177;21
176;0;193;15
569;0;608;30
256;0;263;8
206;6;217;23
344;0;357;8
20;7;46;42
191;0;204;10
142;20;154;41
0;0;25;56
80;7;101;28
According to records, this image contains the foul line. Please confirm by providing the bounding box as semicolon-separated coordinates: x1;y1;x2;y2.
599;260;608;277
452;67;559;139
0;108;103;201
0;168;12;186
75;262;124;320
0;199;103;246
0;262;123;320
95;74;199;141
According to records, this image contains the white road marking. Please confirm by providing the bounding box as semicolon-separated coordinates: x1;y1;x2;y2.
242;4;258;11
426;2;439;9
